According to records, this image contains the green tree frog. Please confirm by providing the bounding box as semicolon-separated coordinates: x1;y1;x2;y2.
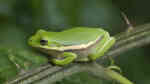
28;27;115;66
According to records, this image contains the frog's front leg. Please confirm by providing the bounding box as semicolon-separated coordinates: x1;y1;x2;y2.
51;52;77;66
89;37;115;60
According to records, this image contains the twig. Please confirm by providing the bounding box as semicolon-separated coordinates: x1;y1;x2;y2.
7;23;150;84
84;62;134;84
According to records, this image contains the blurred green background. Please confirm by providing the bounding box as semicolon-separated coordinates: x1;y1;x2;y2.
0;0;150;84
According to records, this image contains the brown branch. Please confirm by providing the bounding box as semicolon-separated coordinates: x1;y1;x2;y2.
7;23;150;84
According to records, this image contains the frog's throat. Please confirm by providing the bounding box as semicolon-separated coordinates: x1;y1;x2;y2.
40;35;104;51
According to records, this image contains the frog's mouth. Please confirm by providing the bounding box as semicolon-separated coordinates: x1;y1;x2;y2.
37;46;63;57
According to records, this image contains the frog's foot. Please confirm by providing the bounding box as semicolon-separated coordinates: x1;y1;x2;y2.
88;37;115;61
51;52;77;66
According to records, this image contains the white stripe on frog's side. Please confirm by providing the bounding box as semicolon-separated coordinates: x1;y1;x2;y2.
46;35;103;51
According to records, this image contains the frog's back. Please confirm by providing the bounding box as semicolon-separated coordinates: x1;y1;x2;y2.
50;27;106;45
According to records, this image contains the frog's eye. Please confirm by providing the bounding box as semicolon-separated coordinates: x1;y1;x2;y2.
40;39;48;45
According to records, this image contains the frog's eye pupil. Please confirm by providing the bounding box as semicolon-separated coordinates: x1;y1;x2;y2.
40;39;48;45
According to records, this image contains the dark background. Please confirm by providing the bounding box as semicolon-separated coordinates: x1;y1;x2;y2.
0;0;150;84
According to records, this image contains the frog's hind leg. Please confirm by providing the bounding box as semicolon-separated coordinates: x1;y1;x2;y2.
89;36;116;61
51;52;77;66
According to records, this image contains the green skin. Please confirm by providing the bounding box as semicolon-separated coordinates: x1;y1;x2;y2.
28;27;115;66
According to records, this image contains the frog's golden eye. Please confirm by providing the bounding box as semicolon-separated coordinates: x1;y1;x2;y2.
40;39;48;45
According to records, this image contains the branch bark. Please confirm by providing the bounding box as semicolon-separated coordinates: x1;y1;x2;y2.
7;23;150;84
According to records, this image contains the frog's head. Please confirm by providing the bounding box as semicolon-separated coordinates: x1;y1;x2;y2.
28;29;62;50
